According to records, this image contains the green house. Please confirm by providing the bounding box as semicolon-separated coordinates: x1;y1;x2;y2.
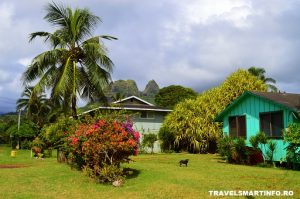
215;91;300;161
81;96;172;152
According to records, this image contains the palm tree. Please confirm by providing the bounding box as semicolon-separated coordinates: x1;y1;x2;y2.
248;67;278;92
22;2;117;118
16;87;49;127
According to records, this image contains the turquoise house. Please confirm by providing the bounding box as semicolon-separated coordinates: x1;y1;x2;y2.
82;96;172;152
215;91;300;161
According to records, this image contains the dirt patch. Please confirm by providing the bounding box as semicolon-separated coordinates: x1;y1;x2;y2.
0;164;29;169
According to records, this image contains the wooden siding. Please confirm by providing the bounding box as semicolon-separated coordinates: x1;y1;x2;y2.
133;111;169;153
222;95;295;161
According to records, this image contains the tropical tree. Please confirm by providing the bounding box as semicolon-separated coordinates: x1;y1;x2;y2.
163;69;267;153
16;87;50;128
22;2;117;118
248;67;277;92
155;85;197;109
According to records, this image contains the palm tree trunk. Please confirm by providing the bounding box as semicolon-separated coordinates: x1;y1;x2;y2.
72;96;77;119
72;61;78;119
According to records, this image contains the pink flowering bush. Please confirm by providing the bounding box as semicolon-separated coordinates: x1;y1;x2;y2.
67;116;140;183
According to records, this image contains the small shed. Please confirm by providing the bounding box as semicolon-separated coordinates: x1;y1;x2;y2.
214;91;300;161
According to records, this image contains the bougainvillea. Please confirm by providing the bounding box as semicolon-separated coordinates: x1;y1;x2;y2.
66;116;140;183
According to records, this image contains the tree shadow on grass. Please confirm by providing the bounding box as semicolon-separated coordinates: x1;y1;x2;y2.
123;167;141;180
212;156;227;164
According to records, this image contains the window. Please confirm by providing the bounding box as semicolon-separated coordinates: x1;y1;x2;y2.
259;111;283;138
228;115;246;137
140;111;155;119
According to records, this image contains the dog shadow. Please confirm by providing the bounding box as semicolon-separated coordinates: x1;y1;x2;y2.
123;168;141;179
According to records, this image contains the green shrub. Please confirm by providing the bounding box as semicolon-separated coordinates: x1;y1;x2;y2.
284;123;300;170
218;136;250;164
232;137;247;164
158;126;176;152
142;133;158;154
217;135;234;163
21;139;32;149
266;140;277;163
249;132;270;162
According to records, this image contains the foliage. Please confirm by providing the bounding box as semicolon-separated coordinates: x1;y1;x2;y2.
284;123;300;170
16;87;50;128
248;66;277;92
232;137;248;164
66;116;140;183
218;135;260;165
163;69;267;153
0;116;17;139
266;141;277;163
31;137;46;157
6;121;38;138
249;132;270;162
217;135;234;162
155;85;197;109
39;117;79;151
142;133;158;153
22;2;116;118
158;126;176;152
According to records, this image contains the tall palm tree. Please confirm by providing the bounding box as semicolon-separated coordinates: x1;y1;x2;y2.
248;67;278;92
22;2;117;118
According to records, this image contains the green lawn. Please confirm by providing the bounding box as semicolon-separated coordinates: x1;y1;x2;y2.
0;146;299;199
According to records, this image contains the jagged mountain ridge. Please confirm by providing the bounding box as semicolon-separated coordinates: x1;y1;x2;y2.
104;79;160;104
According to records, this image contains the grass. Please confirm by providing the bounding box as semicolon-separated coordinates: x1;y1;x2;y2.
0;146;300;199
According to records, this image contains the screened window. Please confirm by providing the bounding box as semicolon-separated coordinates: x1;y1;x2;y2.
259;111;283;138
228;115;246;137
140;111;155;119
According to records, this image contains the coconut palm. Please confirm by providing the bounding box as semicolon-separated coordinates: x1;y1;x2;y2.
248;67;278;92
16;87;49;127
16;87;47;116
22;2;117;118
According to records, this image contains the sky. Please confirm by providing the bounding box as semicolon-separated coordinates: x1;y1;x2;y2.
1;0;300;113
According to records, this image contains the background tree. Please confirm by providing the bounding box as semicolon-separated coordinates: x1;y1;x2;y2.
248;66;277;92
6;120;38;149
0;115;16;144
16;87;50;128
162;69;267;153
142;133;158;154
155;85;197;109
22;2;116;118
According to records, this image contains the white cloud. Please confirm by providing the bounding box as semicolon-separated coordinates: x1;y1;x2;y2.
178;0;253;27
17;57;32;67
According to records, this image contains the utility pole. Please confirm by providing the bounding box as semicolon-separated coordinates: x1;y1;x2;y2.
16;109;21;149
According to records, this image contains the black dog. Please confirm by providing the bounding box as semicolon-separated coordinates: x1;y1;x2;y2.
179;159;189;167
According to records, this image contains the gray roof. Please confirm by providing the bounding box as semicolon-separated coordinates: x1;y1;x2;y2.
251;91;300;111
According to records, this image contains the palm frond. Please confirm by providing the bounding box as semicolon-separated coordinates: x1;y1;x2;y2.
44;2;69;28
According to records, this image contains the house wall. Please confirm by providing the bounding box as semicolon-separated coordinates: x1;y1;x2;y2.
222;95;295;161
132;111;169;153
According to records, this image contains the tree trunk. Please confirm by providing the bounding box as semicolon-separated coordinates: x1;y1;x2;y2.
72;96;77;119
57;149;67;163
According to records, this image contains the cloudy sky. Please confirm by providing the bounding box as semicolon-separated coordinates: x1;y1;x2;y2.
0;0;300;113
